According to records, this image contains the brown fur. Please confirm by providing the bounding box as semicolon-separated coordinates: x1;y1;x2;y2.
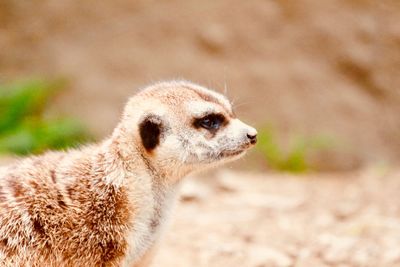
0;147;131;266
0;81;256;266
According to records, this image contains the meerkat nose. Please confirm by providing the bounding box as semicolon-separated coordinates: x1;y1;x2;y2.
246;127;258;145
247;133;257;144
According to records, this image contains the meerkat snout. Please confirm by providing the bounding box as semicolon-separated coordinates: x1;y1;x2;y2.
0;80;256;267
227;118;258;147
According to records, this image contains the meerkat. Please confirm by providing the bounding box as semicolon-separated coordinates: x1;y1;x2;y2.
0;80;257;267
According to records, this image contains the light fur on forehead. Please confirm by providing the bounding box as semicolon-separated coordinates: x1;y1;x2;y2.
138;80;233;115
186;100;226;117
179;81;233;113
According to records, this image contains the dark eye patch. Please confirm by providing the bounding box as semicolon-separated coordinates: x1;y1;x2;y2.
139;116;162;152
193;113;226;131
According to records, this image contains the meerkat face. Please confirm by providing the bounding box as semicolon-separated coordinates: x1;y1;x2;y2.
181;97;257;167
124;81;257;176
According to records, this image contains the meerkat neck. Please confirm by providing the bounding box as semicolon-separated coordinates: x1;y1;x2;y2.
102;125;192;187
100;129;167;186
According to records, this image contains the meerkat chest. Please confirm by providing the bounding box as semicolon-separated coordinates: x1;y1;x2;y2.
122;181;181;266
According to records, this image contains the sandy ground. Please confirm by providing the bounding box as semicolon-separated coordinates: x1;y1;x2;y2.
152;168;400;267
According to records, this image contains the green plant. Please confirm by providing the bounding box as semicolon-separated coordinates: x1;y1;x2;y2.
257;126;332;173
0;79;91;155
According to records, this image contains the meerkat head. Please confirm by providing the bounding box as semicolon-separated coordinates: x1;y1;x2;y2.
119;81;257;179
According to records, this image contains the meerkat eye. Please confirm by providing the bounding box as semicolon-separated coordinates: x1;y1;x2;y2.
195;114;226;131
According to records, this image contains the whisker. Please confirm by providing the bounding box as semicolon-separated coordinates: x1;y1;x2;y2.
233;102;251;109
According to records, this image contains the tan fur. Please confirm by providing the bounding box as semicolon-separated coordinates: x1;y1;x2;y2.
0;81;256;266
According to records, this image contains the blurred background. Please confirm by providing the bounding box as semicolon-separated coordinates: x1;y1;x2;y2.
1;1;400;266
1;0;400;172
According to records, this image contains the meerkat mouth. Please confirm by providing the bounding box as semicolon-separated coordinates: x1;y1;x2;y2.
220;149;246;158
218;146;251;159
218;141;256;159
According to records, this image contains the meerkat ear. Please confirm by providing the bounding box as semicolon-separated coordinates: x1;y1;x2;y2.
139;115;163;152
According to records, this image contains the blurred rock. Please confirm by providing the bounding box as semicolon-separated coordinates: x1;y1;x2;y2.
318;234;357;264
180;178;211;202
196;24;229;54
215;170;243;192
350;247;374;267
383;248;400;264
332;201;361;221
247;246;293;267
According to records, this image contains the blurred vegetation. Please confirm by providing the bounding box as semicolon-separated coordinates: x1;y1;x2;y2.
0;79;91;155
257;126;333;173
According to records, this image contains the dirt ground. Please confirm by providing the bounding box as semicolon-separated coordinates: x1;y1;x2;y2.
153;168;400;267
